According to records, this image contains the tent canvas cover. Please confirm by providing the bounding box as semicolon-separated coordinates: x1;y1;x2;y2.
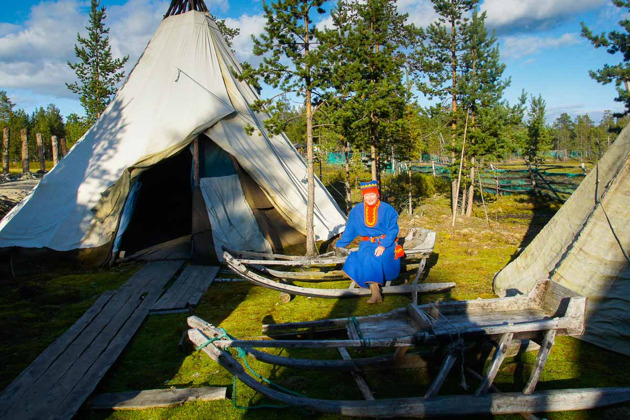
493;125;630;356
0;9;346;262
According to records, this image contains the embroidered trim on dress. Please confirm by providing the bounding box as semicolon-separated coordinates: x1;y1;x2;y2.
364;201;380;228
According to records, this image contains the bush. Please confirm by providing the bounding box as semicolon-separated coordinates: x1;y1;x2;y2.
382;172;451;213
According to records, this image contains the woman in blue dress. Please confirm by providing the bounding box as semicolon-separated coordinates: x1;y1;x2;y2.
335;180;401;303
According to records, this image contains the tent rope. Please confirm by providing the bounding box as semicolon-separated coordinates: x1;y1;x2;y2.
594;164;630;264
195;328;305;410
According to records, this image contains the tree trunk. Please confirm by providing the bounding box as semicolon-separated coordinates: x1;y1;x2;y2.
51;136;59;167
304;13;316;256
344;139;351;214
305;89;315;256
450;13;458;219
2;127;9;175
408;160;413;215
21;129;29;173
36;133;45;172
370;125;377;181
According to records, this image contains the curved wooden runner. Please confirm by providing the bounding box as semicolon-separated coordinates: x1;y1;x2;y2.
188;328;630;417
224;253;455;298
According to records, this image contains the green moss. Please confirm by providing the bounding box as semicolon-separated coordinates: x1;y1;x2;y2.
2;193;628;419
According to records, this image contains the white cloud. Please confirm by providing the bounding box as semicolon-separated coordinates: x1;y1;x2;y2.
206;0;230;13
481;0;607;29
224;14;266;64
0;0;168;106
0;1;84;98
398;0;439;28
501;33;580;59
316;14;336;31
107;0;167;69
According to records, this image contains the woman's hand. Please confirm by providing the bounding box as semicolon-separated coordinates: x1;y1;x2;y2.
374;245;385;257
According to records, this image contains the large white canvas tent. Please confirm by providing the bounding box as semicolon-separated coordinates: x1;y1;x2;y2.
493;125;630;355
0;1;346;263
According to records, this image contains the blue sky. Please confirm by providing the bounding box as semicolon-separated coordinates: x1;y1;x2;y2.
0;0;625;123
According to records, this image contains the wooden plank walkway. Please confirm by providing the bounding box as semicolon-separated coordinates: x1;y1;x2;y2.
151;265;219;314
0;260;184;420
88;386;227;410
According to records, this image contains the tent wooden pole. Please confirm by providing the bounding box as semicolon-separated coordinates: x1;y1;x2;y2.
193;137;200;187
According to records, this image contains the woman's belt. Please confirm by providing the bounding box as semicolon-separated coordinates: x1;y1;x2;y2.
361;234;386;242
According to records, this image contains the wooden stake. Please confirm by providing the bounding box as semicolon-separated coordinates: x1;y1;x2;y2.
2;127;8;175
60;138;67;157
20;128;28;173
452;110;470;227
477;166;491;228
36;133;45;172
51;136;59;167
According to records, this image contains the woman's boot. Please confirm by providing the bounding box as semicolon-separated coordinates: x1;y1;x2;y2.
367;283;383;304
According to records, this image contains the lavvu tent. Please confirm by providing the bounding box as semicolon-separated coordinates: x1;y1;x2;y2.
0;1;346;263
493;124;630;355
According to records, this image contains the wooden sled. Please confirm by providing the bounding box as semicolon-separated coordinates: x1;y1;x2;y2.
223;251;455;301
187;279;630;417
224;228;441;302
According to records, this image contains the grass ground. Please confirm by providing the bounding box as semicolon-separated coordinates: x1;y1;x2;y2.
4;160;53;174
0;189;628;419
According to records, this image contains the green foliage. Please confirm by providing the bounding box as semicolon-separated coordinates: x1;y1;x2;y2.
322;0;418;178
526;94;552;163
66;0;128;125
581;0;630;115
208;13;239;48
384;172;451;213
30;104;65;161
65;113;90;149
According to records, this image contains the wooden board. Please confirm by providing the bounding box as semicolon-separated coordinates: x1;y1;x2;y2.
151;265;219;313
0;260;183;420
88;387;227;410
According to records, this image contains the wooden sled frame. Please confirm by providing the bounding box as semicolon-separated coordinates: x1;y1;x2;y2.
187;279;630;416
223;251;455;301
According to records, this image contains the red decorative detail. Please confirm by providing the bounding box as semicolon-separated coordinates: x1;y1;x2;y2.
364;201;380;227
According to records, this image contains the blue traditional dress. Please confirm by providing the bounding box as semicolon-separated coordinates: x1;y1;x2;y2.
335;200;401;287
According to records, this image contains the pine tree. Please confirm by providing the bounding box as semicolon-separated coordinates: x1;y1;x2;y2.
526;94;551;164
324;0;418;184
67;0;128;124
412;0;477;216
551;113;574;158
459;11;508;216
581;0;630;115
239;0;330;256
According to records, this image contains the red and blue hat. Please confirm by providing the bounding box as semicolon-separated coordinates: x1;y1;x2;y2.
360;180;379;197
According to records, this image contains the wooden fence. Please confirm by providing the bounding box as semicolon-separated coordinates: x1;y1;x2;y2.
411;162;587;202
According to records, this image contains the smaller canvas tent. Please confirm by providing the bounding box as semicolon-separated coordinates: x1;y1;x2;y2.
493;124;630;356
0;3;347;263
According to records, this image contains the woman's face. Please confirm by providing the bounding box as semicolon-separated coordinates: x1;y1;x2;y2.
363;192;379;206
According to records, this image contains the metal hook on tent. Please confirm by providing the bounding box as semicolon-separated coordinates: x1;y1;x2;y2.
175;69;182;82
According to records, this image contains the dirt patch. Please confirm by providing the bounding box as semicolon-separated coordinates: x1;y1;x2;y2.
0;177;41;219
